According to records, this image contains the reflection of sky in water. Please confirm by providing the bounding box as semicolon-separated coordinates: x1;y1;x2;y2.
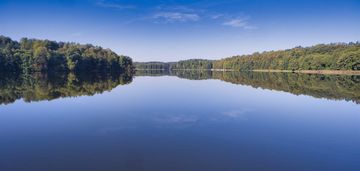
0;76;359;171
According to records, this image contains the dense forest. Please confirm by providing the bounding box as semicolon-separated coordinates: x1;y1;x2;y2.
135;59;213;70
2;34;359;78
2;35;358;73
213;43;360;71
135;42;360;71
0;35;133;74
134;62;173;70
136;70;360;104
171;59;213;70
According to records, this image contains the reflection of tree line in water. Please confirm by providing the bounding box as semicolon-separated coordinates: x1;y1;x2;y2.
1;70;359;105
0;71;133;105
136;70;360;104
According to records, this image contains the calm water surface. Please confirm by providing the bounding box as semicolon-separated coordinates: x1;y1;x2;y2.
0;72;359;171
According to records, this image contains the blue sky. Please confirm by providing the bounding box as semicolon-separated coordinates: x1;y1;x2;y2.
1;0;359;62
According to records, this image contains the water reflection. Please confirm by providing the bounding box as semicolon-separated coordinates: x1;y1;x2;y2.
0;72;133;105
1;70;359;105
136;70;360;104
0;70;359;171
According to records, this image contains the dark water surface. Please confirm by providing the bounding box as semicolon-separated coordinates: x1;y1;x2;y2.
0;71;359;171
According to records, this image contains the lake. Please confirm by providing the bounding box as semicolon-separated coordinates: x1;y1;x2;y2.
0;71;359;171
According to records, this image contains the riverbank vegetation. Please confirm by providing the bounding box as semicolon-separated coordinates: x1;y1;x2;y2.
134;62;172;70
136;42;360;72
0;35;133;74
213;42;360;71
2;35;359;75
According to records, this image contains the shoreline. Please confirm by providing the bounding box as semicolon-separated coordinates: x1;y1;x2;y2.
252;69;360;75
136;68;360;75
190;69;360;75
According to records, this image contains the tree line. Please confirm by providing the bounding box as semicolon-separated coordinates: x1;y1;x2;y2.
0;35;133;74
2;35;358;73
135;59;213;70
135;42;360;71
134;62;173;70
213;43;360;71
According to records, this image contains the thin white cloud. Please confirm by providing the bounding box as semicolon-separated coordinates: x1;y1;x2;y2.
156;115;198;124
155;5;196;13
96;0;135;10
153;12;200;23
223;18;257;29
210;14;224;19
